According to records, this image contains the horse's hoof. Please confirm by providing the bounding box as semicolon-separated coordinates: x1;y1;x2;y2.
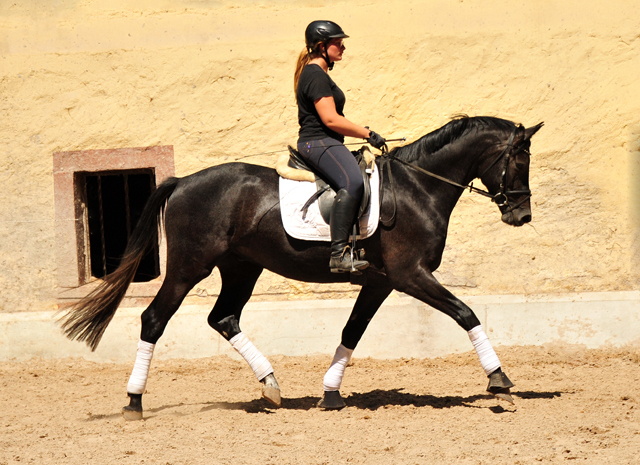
262;385;281;407
261;373;281;407
122;393;143;420
487;369;515;404
317;390;346;410
122;406;143;421
487;369;515;390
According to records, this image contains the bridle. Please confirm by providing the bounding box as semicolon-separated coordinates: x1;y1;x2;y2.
473;125;532;212
378;125;531;224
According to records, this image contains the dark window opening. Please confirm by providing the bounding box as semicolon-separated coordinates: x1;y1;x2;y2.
79;170;160;283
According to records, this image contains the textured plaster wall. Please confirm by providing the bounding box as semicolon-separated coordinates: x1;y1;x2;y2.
0;0;638;313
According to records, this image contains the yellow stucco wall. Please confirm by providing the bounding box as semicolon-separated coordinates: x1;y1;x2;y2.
1;0;638;312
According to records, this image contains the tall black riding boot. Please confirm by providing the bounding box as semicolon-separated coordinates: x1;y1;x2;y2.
329;189;369;273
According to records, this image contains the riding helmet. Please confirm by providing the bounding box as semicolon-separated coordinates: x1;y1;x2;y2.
305;20;349;51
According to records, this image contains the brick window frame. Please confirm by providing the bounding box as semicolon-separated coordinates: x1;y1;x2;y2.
53;146;175;304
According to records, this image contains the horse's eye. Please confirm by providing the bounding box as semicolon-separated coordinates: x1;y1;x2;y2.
514;152;528;170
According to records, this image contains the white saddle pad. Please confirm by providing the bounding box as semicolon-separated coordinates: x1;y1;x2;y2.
279;164;380;241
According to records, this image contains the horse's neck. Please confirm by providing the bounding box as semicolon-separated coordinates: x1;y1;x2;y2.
416;135;487;187
397;133;495;223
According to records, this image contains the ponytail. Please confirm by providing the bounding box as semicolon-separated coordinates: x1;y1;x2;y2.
293;47;311;101
293;43;323;101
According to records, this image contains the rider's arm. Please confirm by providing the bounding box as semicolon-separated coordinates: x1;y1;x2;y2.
314;96;371;139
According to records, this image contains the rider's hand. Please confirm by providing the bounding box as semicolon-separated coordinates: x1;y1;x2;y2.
366;130;386;150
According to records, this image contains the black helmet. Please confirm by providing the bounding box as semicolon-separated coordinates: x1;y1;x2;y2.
305;20;349;51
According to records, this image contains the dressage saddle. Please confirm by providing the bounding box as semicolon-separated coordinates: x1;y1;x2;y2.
285;145;374;225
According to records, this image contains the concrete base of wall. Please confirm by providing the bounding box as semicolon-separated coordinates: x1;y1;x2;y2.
2;291;639;363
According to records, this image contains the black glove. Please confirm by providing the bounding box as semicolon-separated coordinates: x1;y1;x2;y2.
366;129;386;150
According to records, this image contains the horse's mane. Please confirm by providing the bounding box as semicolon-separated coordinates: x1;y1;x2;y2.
389;116;516;163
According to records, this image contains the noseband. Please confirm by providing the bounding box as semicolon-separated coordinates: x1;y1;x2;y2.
381;125;531;213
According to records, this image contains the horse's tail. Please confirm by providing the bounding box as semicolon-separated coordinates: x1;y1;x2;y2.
58;176;180;351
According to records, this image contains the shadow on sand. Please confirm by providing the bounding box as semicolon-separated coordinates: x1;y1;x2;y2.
85;389;563;420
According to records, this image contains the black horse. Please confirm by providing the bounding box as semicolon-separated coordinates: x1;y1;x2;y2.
60;116;543;419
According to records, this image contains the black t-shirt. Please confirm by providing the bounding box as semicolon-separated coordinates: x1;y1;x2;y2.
297;64;346;143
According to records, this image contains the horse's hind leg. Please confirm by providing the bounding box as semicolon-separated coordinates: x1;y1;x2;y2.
122;266;212;420
207;258;281;406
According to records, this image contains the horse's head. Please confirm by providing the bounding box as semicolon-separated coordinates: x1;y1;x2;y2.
479;122;543;227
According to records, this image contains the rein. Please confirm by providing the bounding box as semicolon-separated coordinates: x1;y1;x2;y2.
378;126;530;225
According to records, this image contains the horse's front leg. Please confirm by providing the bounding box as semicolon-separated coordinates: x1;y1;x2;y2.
393;268;515;403
319;276;393;410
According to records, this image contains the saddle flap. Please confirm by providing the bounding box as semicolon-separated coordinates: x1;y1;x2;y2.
354;147;373;220
315;179;335;224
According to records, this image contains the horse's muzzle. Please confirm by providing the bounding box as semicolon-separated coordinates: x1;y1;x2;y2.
501;207;532;226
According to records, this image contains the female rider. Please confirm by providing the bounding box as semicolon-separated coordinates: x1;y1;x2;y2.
294;20;387;273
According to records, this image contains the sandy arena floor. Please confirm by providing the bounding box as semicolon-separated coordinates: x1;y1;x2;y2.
1;346;639;464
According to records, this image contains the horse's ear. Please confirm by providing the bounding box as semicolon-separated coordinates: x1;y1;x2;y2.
524;122;544;140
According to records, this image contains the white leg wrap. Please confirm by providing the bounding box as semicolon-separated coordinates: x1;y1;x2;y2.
468;325;501;376
127;340;155;395
323;344;354;392
229;332;274;381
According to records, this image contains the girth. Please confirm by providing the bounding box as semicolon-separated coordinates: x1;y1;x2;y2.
286;145;373;225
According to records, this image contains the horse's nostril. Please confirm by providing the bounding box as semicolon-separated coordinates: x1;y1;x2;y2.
521;215;532;224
